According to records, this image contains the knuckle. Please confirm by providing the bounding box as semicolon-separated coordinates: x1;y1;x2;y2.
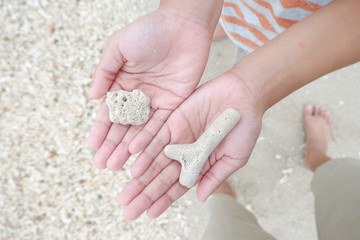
158;172;174;189
95;119;110;128
132;178;145;191
141;127;156;140
205;170;220;185
163;193;174;207
103;138;118;149
141;193;153;207
149;161;163;175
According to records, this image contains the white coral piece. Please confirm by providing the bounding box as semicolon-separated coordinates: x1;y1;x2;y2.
164;108;241;188
106;89;150;125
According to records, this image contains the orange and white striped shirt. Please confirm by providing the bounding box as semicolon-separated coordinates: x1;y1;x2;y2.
220;0;333;52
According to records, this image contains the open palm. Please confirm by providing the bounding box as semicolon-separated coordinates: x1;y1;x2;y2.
118;73;264;220
88;10;213;170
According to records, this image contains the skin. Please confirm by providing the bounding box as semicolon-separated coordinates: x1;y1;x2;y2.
88;2;222;170
89;0;360;220
303;105;332;172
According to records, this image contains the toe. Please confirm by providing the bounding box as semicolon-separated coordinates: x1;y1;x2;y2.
318;107;330;123
304;104;314;117
323;111;332;125
314;106;321;116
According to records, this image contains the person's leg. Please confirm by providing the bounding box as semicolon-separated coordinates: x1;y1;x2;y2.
303;105;360;240
201;182;276;240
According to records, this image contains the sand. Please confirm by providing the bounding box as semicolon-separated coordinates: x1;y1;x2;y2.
1;1;360;240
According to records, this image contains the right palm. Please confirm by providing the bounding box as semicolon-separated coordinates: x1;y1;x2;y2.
119;73;264;220
88;10;213;170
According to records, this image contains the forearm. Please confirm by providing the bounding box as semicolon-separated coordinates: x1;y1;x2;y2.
159;0;224;34
233;0;360;112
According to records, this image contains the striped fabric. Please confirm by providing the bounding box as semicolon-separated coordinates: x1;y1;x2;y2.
220;0;333;52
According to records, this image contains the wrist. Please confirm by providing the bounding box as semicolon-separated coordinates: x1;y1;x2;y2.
225;67;267;116
227;56;270;114
230;48;297;112
158;0;223;36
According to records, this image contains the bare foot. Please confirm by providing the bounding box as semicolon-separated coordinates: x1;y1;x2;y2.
213;23;227;41
303;105;332;171
213;181;236;199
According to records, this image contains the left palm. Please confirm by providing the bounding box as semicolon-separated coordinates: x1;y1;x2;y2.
88;10;213;171
118;73;264;220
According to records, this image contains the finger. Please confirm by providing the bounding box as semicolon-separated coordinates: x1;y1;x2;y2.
118;151;173;206
196;156;245;202
92;123;129;169
106;125;141;171
128;109;171;154
88;99;112;150
88;82;124;150
122;161;181;220
90;32;125;99
147;181;188;219
145;167;208;219
131;125;170;178
200;154;217;176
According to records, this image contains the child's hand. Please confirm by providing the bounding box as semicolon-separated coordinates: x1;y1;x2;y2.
118;72;265;220
88;10;213;170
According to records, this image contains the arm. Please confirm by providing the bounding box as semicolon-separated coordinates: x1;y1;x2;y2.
233;0;360;112
159;0;223;34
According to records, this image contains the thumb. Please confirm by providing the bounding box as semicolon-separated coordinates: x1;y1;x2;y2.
90;32;125;99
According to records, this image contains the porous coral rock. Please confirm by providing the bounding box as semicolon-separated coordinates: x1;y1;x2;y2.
164;108;241;188
106;89;150;125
